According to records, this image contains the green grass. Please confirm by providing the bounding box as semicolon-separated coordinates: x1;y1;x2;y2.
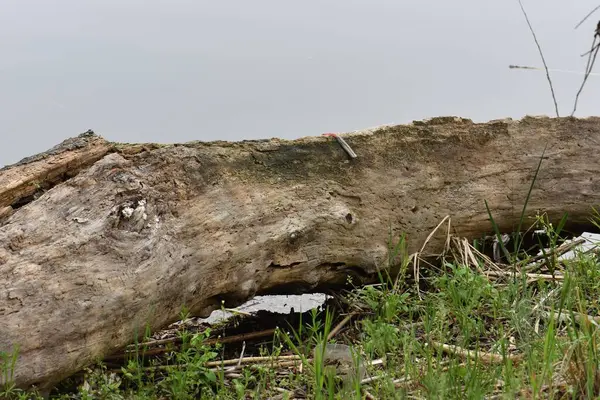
5;213;600;399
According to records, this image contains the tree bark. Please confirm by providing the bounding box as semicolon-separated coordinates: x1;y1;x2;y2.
1;116;600;391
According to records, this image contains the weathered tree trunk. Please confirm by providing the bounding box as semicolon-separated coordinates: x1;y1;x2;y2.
1;116;600;391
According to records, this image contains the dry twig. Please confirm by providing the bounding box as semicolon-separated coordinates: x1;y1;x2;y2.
107;328;277;360
413;215;451;299
522;238;585;272
517;0;560;117
575;5;600;30
225;341;247;372
571;20;600;116
485;270;564;282
326;313;357;341
428;341;523;365
205;354;302;368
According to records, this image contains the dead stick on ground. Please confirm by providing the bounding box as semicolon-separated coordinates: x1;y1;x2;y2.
517;0;560;117
393;377;418;390
428;341;522;365
326;313;356;341
205;354;302;368
110;356;306;374
540;309;600;327
215;359;311;373
456;237;503;272
485;270;564;281
226;341;247;372
237;341;246;368
107;328;277;360
361;374;385;385
522;238;585;272
414;215;451;299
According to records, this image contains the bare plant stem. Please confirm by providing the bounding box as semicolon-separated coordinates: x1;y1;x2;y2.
574;5;600;30
517;0;560;117
571;32;600;116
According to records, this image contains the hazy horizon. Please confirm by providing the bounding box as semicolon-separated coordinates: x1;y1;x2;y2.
1;1;599;166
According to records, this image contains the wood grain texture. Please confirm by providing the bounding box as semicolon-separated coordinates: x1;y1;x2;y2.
1;116;599;390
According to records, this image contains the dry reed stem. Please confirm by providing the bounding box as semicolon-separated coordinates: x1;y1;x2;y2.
485;270;564;281
522;238;586;273
326;313;356;341
428;341;523;365
413;215;451;299
107;328;278;360
363;389;377;399
205;354;302;367
224;341;246;372
450;236;503;274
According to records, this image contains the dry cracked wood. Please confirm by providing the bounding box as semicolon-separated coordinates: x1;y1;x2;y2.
1;116;600;391
0;131;113;221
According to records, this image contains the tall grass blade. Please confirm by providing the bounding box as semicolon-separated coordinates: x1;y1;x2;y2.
514;143;548;256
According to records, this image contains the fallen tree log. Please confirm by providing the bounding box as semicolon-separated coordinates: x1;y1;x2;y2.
2;115;600;391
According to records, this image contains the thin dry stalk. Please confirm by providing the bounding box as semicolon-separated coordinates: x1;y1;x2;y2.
225;341;247;372
413;215;451;299
508;64;600;76
464;239;483;273
450;236;503;274
223;307;253;317
393;376;419;390
522;238;586;272
326;313;356;341
572;21;600;116
363;389;377;400
221;358;309;374
107;328;277;360
370;358;385;367
205;354;302;367
485;270;564;281
517;0;560;117
540;309;600;327
471;245;504;272
112;355;306;375
449;236;479;272
428;341;523;365
195;327;278;347
361;374;385;385
575;5;600;29
237;341;246;367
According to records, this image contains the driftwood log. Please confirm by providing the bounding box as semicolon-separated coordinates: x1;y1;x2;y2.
2;116;600;391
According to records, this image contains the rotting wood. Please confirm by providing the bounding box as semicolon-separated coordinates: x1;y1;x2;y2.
0;130;113;215
2;115;600;391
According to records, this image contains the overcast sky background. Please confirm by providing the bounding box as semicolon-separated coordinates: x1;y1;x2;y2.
1;0;598;166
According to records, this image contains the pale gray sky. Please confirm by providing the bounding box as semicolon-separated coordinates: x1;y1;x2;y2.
1;0;598;166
